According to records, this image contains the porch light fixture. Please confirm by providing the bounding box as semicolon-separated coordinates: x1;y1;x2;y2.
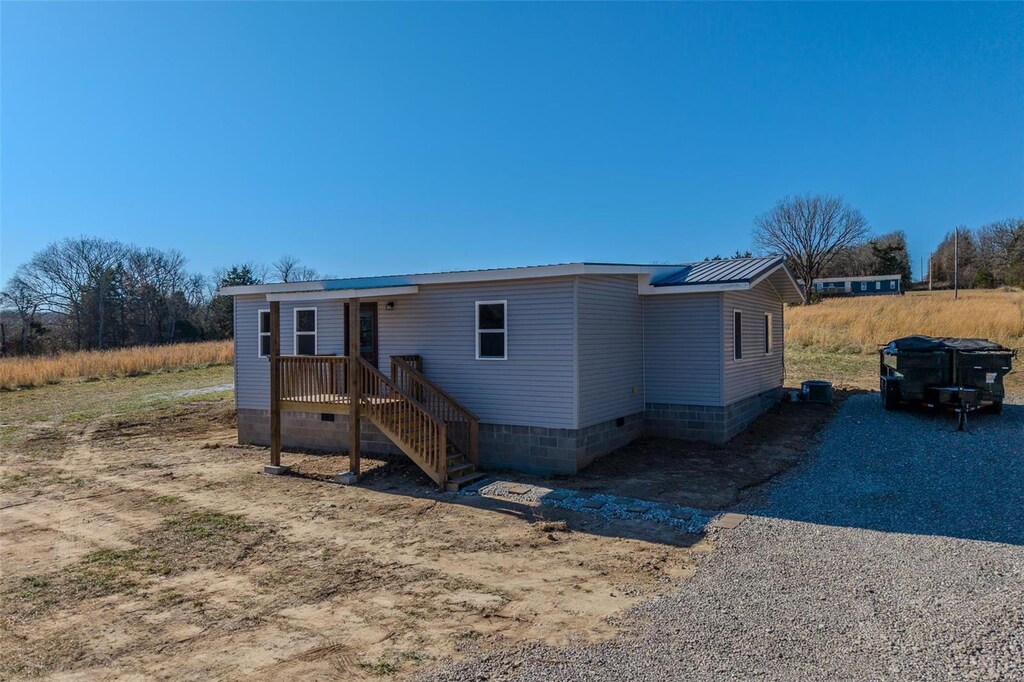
385;300;396;310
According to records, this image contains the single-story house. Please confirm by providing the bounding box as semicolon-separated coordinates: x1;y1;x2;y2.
219;256;803;489
812;274;902;296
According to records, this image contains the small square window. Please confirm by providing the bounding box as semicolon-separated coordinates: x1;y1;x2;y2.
296;309;316;332
296;334;316;356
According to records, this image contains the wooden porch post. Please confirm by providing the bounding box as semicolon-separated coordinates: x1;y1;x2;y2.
347;298;361;479
266;300;288;474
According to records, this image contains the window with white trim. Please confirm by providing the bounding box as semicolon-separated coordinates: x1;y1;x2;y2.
889;280;897;290
294;307;317;356
258;309;271;358
764;312;773;354
733;310;743;360
476;301;507;360
860;282;867;292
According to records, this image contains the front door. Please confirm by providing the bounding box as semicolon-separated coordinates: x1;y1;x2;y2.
345;302;379;367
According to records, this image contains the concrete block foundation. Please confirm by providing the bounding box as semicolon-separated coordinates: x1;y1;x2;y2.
237;388;781;476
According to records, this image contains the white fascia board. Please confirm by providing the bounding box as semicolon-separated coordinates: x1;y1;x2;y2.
265;285;420;302
219;263;657;297
219;281;327;296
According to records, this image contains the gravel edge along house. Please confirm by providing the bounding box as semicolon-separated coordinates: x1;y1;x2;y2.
219;257;804;490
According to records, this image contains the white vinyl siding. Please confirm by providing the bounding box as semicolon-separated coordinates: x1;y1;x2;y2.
378;278;576;428
234;296;345;409
642;292;724;406
577;276;644;427
722;281;784;403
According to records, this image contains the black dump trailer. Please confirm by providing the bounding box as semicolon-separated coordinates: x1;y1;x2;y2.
879;336;1015;429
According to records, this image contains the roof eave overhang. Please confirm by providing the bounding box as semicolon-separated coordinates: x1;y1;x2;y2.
638;261;806;304
217;263;667;297
265;285;420;302
219;281;327;297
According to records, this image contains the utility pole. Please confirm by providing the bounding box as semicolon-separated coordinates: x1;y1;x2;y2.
953;226;959;300
928;254;932;291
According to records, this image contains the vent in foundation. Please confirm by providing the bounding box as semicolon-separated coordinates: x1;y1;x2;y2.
616;417;625;427
320;413;335;422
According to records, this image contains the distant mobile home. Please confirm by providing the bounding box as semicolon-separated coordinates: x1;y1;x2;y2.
813;274;903;296
220;257;804;487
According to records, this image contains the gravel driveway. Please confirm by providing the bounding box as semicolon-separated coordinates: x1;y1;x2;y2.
424;394;1024;681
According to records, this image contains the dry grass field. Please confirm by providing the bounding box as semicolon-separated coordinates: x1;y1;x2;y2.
785;289;1024;393
0;340;233;391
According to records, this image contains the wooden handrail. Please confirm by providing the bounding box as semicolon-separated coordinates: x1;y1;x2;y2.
391;355;479;466
278;355;349;404
356;357;448;486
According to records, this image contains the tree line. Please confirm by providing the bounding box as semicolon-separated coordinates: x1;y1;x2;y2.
751;193;1022;302
0;237;323;356
927;219;1024;289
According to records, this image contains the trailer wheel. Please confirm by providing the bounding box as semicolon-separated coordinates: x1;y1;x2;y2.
881;377;901;411
991;400;1003;415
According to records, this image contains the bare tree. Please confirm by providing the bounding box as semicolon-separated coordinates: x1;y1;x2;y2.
753;194;870;303
272;255;319;283
0;268;48;354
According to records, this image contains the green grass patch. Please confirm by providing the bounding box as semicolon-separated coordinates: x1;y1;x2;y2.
2;507;270;623
357;657;400;676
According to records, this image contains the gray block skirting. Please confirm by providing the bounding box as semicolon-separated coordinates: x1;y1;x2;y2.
478;412;645;476
237;388;781;476
644;387;783;444
237;409;401;455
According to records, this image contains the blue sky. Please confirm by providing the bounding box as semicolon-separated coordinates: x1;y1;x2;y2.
2;2;1022;282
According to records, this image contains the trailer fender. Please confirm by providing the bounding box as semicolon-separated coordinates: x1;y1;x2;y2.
881;375;902;411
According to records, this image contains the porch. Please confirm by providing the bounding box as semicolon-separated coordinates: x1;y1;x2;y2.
264;298;482;490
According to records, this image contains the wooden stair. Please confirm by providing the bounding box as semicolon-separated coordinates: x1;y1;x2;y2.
355;357;483;491
443;446;485;492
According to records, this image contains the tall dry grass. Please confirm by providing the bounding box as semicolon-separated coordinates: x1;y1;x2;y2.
0;340;233;391
786;289;1024;353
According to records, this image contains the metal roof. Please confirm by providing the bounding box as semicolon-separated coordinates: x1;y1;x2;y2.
219;256;802;300
649;257;783;287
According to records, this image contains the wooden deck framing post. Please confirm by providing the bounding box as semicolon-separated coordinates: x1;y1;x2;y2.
265;300;288;475
347;298;362;480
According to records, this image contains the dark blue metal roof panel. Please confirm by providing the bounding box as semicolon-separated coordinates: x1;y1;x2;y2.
650;257;782;287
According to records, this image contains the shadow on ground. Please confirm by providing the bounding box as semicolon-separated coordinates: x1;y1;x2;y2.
276;393;853;549
743;394;1024;546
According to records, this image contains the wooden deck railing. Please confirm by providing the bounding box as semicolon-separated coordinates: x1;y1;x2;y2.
278;355;349;404
357;357;448;485
391;355;479;466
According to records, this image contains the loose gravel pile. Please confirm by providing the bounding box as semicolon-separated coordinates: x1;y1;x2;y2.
423;395;1024;681
470;480;711;535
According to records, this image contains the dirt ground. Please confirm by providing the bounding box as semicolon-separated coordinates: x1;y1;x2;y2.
0;370;839;680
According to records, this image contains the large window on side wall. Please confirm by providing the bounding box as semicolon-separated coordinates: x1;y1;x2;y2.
476;300;507;360
258;309;271;358
294;307;317;355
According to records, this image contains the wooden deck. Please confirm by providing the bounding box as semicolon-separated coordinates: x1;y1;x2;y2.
266;299;482;490
279;393;401;414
